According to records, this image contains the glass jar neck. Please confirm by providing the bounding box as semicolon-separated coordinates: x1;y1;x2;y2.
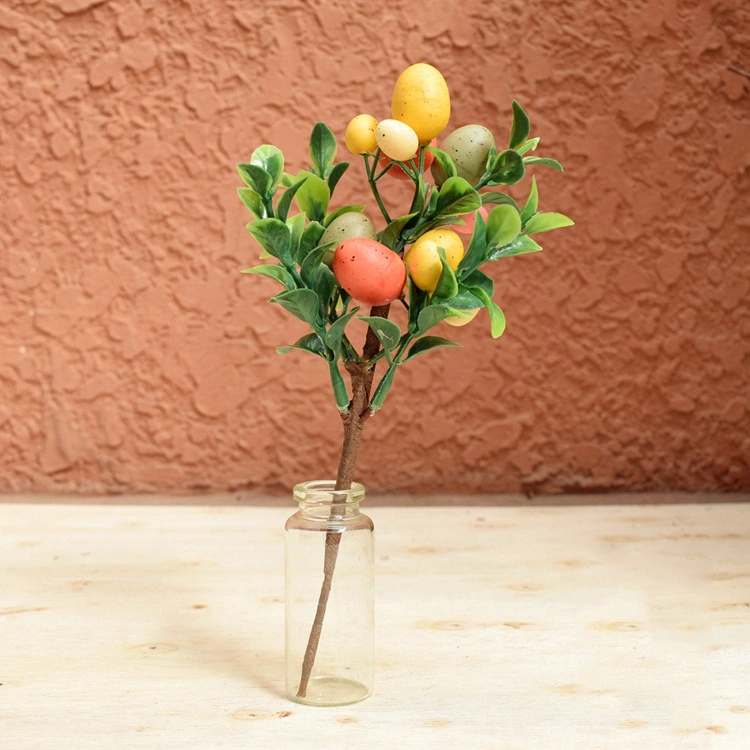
293;480;365;520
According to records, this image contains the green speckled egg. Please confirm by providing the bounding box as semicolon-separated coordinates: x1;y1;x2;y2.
320;212;377;266
431;124;496;187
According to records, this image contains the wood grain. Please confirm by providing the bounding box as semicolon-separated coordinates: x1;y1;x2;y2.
2;502;749;748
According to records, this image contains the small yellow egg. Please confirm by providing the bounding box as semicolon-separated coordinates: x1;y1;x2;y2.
375;119;419;162
345;114;378;154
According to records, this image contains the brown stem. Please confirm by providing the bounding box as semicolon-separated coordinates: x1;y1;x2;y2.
296;305;389;698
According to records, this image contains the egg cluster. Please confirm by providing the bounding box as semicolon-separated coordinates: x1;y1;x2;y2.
345;63;451;162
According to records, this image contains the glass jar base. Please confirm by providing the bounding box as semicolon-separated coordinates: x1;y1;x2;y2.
288;675;371;706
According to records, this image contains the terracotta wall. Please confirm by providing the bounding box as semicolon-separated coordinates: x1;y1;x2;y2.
1;0;748;496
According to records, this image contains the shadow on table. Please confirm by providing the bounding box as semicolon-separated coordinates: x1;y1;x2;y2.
158;607;286;699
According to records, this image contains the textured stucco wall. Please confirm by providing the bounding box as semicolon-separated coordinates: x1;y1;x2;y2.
0;0;748;496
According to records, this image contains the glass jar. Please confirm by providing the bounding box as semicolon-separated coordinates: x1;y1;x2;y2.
285;480;374;706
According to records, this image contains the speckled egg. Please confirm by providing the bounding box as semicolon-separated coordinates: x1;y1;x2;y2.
332;238;406;306
431;124;496;187
319;213;377;266
375;119;419;162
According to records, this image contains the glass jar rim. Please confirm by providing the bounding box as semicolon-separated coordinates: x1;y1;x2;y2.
293;480;365;505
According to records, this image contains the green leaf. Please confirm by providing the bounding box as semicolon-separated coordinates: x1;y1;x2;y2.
415;304;457;335
286;211;307;259
237;187;265;219
380;212;418;249
523;156;564;172
251;145;284;190
464;284;506;338
432;246;459;302
325;307;360;359
488;150;525;185
276;177;308;223
237;163;272;196
299;244;337;320
509;101;530;150
481;192;521;210
241;264;296;291
324;204;365;227
327;161;349;195
328;360;350;413
435;176;481;217
270;288;320;327
406;275;430;332
485;204;522;250
486;300;506;338
485;144;498;169
523;211;574;234
309;122;337;178
368;363;398;414
487;234;543;260
277;332;327;358
297;221;325;265
461;269;494;299
446;286;484;311
312;263;336;322
427;185;439;213
246;218;293;266
415;215;468;236
358;316;402;352
410;173;428;216
427;146;458;184
403;335;460;362
520;176;538;225
295;170;330;222
300;243;334;288
456;210;487;278
517;137;539;156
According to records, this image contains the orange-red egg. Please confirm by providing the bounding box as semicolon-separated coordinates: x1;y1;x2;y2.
332;238;406;306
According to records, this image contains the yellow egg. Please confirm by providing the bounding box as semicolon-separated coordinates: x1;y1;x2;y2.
345;114;378;154
444;308;480;327
375;119;419;162
404;228;464;292
391;63;451;144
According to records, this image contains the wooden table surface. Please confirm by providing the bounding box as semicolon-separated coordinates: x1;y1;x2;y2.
2;502;749;749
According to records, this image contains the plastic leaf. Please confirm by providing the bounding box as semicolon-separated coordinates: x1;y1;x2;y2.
403;335;460;362
270;288;320;327
241;264;296;291
277;332;327;358
250;145;284;190
509;101;530;150
485;205;522;250
309;122;337;178
246;218;293;266
435;177;481;216
358;316;402;352
523;212;575;234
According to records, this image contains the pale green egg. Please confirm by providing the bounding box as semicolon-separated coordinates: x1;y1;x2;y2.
431;124;496;187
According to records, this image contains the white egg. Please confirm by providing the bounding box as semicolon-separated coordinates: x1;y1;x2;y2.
375;119;419;162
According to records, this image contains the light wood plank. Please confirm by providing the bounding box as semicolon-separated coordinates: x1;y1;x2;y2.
1;503;749;748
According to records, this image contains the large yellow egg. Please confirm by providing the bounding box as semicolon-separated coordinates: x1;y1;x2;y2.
375;119;419;162
391;63;451;144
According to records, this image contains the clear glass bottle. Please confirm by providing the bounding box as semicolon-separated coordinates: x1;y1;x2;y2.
285;480;374;706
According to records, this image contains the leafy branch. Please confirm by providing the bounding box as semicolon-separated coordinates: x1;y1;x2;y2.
239;106;573;416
